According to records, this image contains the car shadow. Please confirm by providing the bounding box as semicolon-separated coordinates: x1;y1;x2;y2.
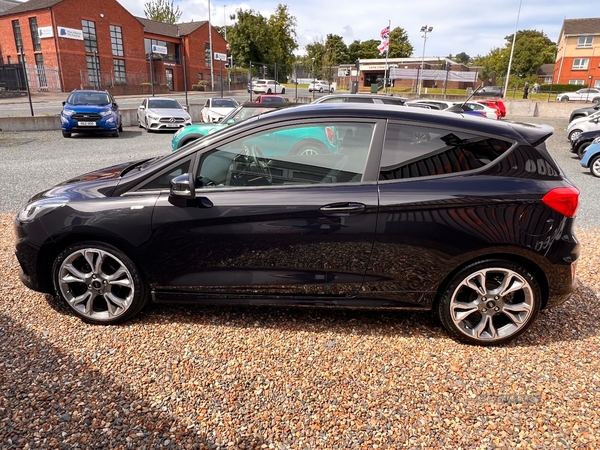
66;130;143;140
42;279;600;348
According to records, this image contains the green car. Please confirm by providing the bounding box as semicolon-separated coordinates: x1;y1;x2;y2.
171;103;340;157
171;103;289;151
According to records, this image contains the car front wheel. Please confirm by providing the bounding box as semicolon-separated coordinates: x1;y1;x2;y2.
52;242;149;324
590;155;600;177
436;259;541;346
577;142;590;159
561;96;569;102
281;87;286;94
62;130;71;138
568;129;582;142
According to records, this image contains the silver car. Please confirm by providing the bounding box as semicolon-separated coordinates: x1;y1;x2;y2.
556;88;600;103
137;97;192;132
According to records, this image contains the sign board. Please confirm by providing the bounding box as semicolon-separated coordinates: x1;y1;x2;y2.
214;52;227;61
152;45;168;55
56;26;83;40
38;26;54;39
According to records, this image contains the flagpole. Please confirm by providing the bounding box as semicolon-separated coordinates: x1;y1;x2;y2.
384;20;390;94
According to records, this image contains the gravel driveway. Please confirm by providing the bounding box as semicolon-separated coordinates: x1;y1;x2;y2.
1;120;599;448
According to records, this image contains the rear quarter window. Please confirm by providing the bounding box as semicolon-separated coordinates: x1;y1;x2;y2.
380;122;512;180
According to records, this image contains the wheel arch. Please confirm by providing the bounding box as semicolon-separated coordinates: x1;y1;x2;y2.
432;252;549;311
36;230;148;294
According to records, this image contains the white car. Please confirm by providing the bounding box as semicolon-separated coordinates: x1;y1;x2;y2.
201;97;238;123
461;101;498;120
567;112;600;141
252;79;285;94
137;97;192;132
405;99;454;110
556;88;600;103
308;80;334;93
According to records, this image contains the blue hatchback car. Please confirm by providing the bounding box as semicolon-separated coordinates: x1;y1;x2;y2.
60;90;123;138
580;137;600;177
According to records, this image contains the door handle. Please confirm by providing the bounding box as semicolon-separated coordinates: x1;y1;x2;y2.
320;202;366;216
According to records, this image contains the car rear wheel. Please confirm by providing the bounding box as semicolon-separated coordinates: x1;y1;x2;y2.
436;259;541;346
267;88;272;94
52;242;149;325
577;141;591;159
319;87;324;93
62;130;71;138
568;129;583;142
291;140;326;156
590;155;600;177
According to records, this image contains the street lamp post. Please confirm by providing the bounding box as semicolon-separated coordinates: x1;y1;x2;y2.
417;25;433;97
311;57;315;99
503;0;523;98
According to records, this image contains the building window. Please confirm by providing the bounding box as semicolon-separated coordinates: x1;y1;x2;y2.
144;38;180;63
113;59;126;84
204;43;211;68
577;36;593;48
569;80;584;85
86;54;101;88
572;58;589;70
12;20;23;52
82;20;98;53
35;53;47;87
110;25;124;57
29;18;41;52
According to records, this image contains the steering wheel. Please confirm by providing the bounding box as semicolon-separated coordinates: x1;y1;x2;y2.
244;145;272;183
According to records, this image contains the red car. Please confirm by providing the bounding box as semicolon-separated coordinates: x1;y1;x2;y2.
254;94;287;104
476;99;506;118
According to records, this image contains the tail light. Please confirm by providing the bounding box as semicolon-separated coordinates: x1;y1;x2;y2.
325;127;335;143
542;187;580;217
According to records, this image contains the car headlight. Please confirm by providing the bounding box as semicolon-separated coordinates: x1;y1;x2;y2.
592;136;600;144
17;197;69;222
147;114;159;120
62;109;76;116
99;110;113;117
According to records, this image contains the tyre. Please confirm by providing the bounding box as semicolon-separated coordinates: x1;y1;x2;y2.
436;259;541;346
568;129;582;142
118;122;123;132
291;140;326;156
577;141;591;159
62;130;71;138
145;119;151;133
281;87;286;94
52;242;149;324
330;88;334;93
112;128;119;137
593;97;600;104
561;96;569;102
319;87;324;93
591;155;600;178
267;88;272;94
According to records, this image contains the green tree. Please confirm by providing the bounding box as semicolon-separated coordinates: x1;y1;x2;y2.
388;27;413;58
454;52;471;65
143;0;181;24
226;5;298;80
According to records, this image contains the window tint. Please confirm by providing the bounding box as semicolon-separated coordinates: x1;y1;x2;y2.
380;123;511;180
194;122;375;188
148;99;182;109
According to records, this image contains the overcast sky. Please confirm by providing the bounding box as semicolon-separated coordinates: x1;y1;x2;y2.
117;0;594;58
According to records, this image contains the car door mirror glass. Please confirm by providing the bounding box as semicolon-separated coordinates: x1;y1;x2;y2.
169;173;196;206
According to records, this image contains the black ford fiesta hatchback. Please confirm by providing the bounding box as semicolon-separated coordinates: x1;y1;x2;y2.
14;104;580;345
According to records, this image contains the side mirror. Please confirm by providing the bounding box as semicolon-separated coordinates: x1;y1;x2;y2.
226;119;235;125
168;173;195;207
62;101;66;106
183;105;188;111
139;105;145;110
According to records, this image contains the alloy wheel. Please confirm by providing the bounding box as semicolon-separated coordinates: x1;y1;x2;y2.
57;247;135;322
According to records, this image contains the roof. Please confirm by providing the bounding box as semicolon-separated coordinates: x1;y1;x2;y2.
136;17;206;38
559;17;600;38
0;0;21;13
0;0;64;16
537;64;555;76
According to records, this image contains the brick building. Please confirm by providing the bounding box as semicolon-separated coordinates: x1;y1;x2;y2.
554;17;600;88
0;0;228;93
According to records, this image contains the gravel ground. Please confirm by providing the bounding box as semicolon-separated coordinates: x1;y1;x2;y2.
2;118;600;449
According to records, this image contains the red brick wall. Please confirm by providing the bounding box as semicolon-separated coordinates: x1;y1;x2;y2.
52;0;146;91
184;22;228;90
0;10;55;66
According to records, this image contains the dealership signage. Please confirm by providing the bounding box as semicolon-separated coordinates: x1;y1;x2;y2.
38;26;54;39
56;26;83;40
214;52;227;61
152;45;168;55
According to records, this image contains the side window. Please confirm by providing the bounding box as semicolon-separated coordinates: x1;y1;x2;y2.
347;97;375;104
379;123;511;180
137;159;192;190
195;122;375;188
320;97;345;103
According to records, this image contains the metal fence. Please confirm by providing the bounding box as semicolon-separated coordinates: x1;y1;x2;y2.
0;64;61;92
79;70;166;90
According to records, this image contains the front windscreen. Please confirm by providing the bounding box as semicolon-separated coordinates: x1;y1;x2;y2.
148;99;181;109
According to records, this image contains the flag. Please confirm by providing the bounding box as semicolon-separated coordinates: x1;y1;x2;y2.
380;26;390;40
378;25;390;55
